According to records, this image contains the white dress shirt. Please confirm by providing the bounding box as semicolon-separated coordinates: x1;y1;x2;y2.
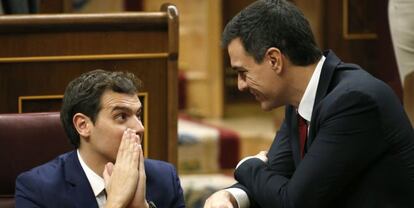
226;55;326;208
77;150;107;208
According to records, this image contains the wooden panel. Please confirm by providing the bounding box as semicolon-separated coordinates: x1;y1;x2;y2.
323;0;402;99
343;0;377;39
0;5;179;164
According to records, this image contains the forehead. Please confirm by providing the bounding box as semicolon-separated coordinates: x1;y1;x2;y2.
228;38;253;66
228;38;246;56
100;90;141;111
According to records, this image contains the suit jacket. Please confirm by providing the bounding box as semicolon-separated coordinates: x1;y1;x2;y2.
15;150;185;208
234;50;414;208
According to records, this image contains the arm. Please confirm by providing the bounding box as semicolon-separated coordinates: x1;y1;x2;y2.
168;164;186;208
266;121;295;177
236;92;382;208
204;119;294;208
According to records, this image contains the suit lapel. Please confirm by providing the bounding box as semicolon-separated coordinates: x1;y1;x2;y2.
289;50;342;166
286;106;301;166
307;50;341;150
64;151;98;208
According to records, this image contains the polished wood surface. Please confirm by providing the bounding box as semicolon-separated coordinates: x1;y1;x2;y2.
0;4;179;164
324;0;402;99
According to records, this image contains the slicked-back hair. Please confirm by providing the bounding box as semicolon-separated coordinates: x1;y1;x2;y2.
222;0;322;66
60;69;142;148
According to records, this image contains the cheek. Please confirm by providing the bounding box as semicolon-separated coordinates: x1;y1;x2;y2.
246;74;260;88
101;125;125;148
112;127;126;144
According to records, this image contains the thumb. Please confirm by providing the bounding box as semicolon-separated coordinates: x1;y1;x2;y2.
103;162;114;188
106;162;114;175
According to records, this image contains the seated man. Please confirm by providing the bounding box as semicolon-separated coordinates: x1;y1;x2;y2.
15;70;185;208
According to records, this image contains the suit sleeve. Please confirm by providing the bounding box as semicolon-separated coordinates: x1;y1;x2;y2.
168;164;186;208
15;172;42;208
267;120;296;177
227;120;295;208
235;91;383;208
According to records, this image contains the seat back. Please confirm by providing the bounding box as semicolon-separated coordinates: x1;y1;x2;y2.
0;112;73;207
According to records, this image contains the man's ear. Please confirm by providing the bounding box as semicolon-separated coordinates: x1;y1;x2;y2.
73;113;92;139
266;47;283;74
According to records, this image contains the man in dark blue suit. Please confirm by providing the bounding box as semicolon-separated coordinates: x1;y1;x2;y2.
15;70;185;208
204;0;414;207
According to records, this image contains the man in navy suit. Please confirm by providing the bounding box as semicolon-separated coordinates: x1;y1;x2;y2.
15;70;185;208
204;0;414;207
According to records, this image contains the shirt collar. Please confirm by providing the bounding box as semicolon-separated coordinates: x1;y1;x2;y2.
298;55;326;122
77;150;105;197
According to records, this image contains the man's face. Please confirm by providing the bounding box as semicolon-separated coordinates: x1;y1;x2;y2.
88;90;144;163
228;38;285;111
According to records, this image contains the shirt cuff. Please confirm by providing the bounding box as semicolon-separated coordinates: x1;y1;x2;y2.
226;188;250;208
236;156;256;169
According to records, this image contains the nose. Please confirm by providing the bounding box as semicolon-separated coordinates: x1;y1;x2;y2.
238;75;248;91
130;116;145;136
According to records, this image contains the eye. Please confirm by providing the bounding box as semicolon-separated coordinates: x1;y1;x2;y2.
115;113;128;122
238;71;247;79
136;112;142;121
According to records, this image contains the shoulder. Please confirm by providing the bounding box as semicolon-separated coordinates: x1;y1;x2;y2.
144;159;180;186
332;63;393;97
144;159;176;174
323;62;397;109
15;151;75;206
144;159;185;207
16;151;74;192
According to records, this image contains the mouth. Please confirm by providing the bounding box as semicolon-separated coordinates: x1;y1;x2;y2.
250;90;261;101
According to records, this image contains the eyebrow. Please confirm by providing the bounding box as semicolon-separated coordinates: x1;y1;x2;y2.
111;106;141;115
231;66;247;72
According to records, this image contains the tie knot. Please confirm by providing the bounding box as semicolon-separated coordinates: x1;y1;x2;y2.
101;189;107;198
297;114;307;127
297;113;308;158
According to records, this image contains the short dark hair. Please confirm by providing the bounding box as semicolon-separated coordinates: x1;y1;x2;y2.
222;0;322;66
60;69;142;148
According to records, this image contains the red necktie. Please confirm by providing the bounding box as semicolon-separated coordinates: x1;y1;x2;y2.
297;114;308;158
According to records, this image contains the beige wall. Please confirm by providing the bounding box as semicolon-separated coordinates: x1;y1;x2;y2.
144;0;223;118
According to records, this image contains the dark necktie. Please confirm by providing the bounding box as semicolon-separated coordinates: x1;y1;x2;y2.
297;114;308;158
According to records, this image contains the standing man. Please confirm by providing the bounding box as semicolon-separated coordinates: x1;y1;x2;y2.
205;0;414;207
16;70;185;208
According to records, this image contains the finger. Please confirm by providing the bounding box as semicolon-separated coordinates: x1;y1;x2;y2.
136;133;142;145
138;145;145;174
131;130;139;144
126;129;135;156
131;142;139;169
137;144;147;203
203;198;210;208
116;129;130;161
107;162;114;175
133;133;140;145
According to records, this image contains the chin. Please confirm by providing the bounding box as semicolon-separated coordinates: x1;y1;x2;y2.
260;101;280;111
260;103;274;111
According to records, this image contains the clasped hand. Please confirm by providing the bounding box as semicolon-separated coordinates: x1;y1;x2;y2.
203;151;268;208
103;129;149;208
